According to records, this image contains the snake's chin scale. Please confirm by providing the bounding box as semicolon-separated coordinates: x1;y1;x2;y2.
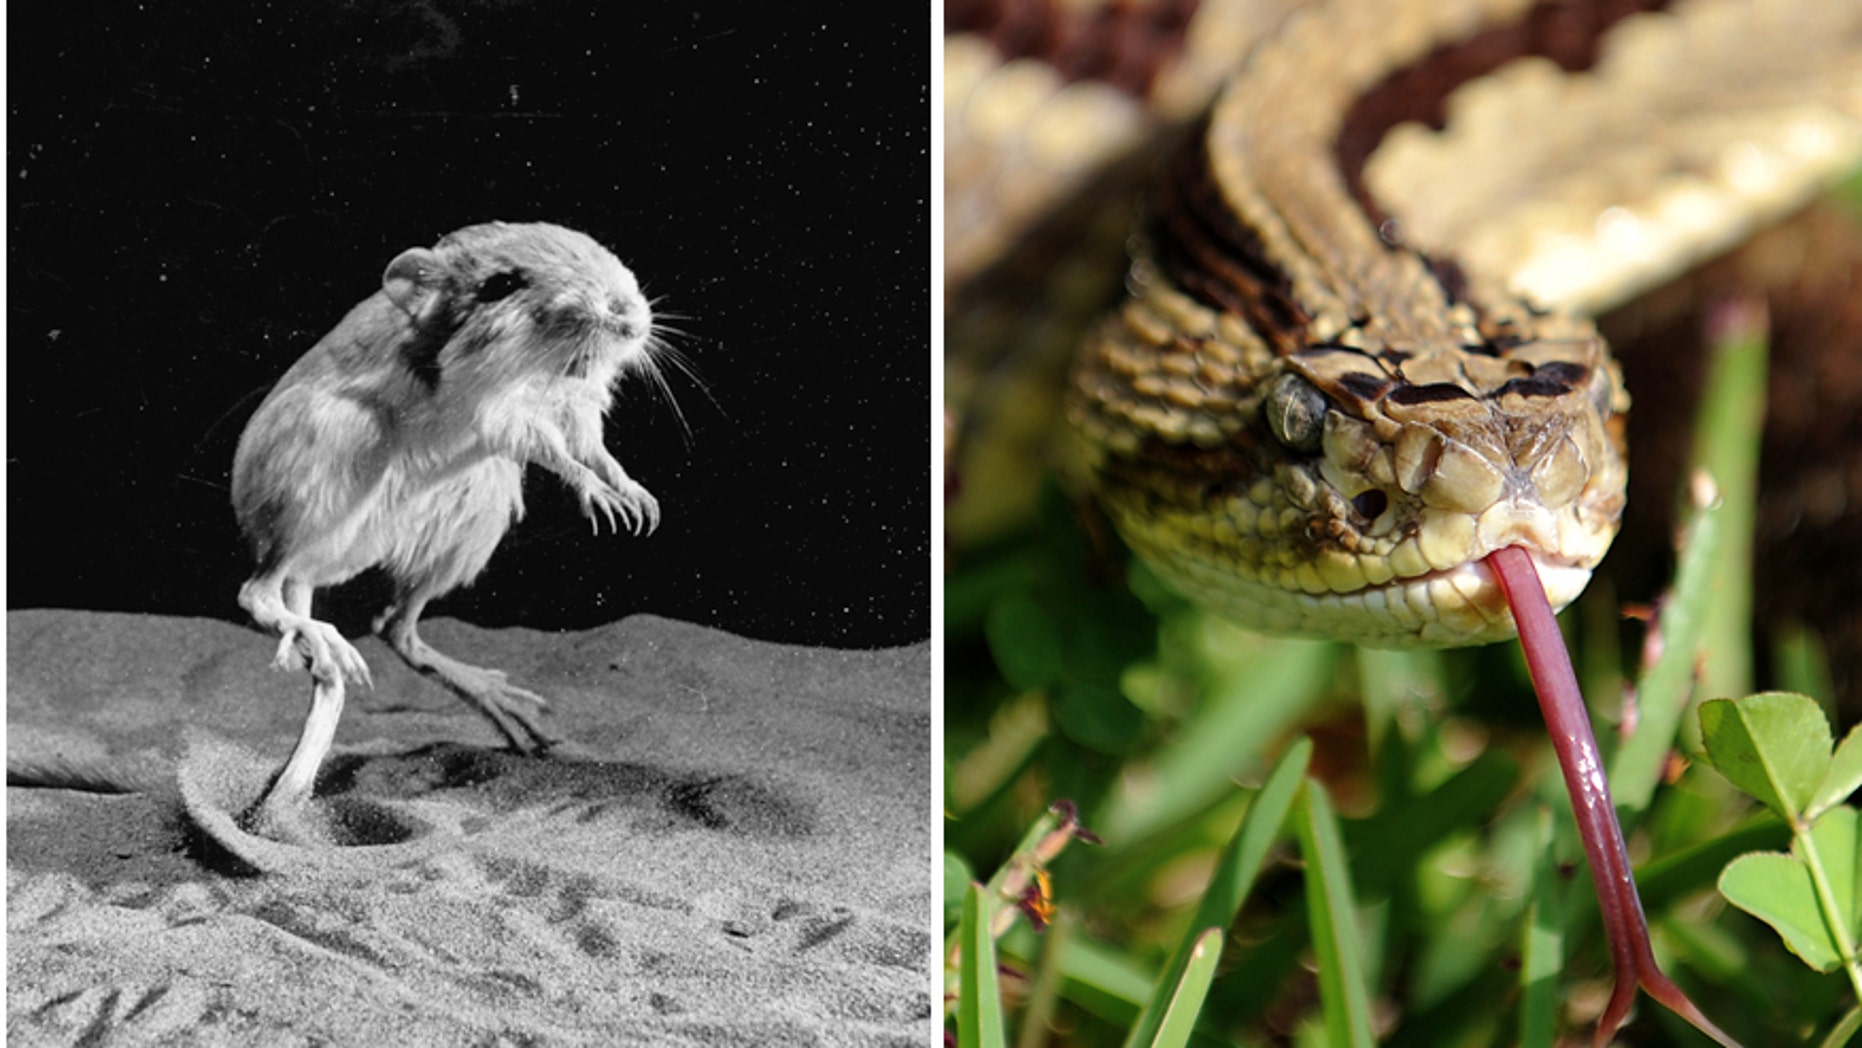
1152;548;1592;650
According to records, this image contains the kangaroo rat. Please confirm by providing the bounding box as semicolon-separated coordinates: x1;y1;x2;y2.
232;220;661;835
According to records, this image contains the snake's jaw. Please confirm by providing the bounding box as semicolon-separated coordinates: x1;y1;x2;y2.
1297;375;1628;647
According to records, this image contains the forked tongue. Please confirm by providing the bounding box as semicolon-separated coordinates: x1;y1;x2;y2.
1486;547;1741;1047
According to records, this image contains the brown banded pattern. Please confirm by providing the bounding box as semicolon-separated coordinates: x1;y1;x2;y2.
1068;0;1642;646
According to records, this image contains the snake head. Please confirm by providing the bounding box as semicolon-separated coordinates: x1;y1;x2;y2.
1279;336;1628;645
1070;281;1628;648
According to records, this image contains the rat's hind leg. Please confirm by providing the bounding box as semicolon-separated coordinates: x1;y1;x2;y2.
375;589;561;753
237;570;371;832
239;571;372;687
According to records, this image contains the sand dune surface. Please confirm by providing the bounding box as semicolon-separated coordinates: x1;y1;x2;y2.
7;609;931;1046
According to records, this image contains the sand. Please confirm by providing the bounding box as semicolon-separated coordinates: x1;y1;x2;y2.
6;609;931;1046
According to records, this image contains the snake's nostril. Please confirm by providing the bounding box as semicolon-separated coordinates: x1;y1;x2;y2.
1353;490;1388;520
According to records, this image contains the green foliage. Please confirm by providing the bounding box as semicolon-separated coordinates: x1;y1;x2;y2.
944;232;1859;1046
1149;929;1226;1048
1122;740;1310;1048
959;881;1008;1048
1700;693;1862;826
1293;782;1376;1048
1700;692;1862;1008
945;744;1375;1048
1719;811;1857;973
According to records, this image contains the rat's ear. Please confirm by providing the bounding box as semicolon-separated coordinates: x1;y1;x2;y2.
382;248;448;323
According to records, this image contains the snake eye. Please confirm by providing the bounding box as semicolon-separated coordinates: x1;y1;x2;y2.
1262;373;1329;453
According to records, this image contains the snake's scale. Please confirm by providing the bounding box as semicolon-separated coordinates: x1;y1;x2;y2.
946;0;1862;663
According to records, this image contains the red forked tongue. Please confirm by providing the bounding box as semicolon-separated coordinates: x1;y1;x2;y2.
1486;547;1741;1048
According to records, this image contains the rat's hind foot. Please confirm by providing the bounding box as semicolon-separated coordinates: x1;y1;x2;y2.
386;631;560;753
377;593;563;753
433;660;560;754
271;621;373;687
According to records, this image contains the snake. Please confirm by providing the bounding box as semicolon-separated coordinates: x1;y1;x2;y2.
945;0;1862;650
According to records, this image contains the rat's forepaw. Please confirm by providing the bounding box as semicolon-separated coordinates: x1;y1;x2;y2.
580;478;660;537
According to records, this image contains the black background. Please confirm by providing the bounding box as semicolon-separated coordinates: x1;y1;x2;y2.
9;1;929;648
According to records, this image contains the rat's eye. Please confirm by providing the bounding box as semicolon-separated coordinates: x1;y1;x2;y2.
477;270;529;302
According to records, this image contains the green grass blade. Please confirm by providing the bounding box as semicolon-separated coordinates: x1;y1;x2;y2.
945;800;1073;958
1148;928;1227;1048
1044;932;1158;1029
1123;738;1314;1048
1518;808;1564;1048
1101;627;1336;842
1611;309;1767;816
1817;1001;1862;1048
1296;781;1377;1048
1684;306;1766;704
1775;623;1837;709
959;882;1008;1048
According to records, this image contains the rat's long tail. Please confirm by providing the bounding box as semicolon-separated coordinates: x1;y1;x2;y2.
7;753;165;795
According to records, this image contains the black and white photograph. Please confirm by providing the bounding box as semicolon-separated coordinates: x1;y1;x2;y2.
8;2;931;1044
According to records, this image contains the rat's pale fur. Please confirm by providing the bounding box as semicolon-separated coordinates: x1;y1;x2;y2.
232;221;660;836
